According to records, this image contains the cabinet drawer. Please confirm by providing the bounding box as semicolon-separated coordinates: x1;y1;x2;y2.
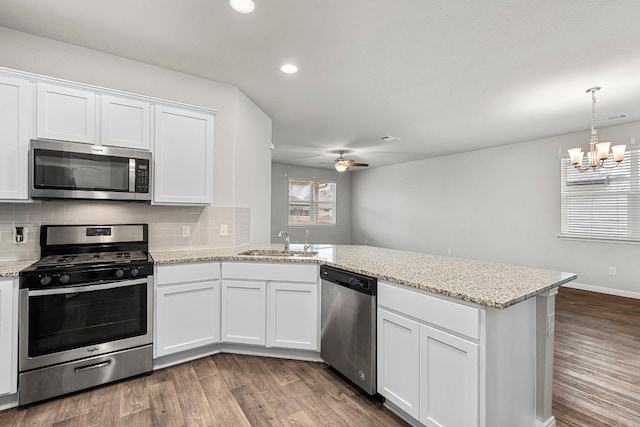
156;262;220;285
378;281;481;340
222;262;317;283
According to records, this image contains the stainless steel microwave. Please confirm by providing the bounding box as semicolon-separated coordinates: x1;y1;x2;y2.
29;139;152;202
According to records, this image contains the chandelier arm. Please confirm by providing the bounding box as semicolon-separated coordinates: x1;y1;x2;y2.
599;161;622;170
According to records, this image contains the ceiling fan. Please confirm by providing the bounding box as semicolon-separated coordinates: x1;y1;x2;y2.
334;150;369;172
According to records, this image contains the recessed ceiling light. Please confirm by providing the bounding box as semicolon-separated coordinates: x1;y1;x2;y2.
230;0;255;14
280;64;298;74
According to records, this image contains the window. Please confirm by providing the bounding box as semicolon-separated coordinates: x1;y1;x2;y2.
560;149;640;242
288;179;337;226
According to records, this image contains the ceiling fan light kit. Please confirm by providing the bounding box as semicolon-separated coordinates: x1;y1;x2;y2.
334;150;369;172
335;160;350;172
568;87;626;172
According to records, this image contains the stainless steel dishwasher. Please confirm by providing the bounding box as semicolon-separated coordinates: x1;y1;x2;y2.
320;265;377;396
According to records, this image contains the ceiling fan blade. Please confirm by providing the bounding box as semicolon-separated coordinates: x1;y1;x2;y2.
347;161;369;167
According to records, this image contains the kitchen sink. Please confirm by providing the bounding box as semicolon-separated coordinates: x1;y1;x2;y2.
238;249;318;257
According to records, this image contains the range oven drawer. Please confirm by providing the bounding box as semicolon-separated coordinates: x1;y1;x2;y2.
18;345;152;406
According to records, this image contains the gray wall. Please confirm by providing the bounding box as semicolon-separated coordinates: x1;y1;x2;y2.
271;163;352;245
0;26;272;245
351;121;640;295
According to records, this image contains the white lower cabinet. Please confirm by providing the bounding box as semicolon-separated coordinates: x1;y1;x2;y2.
378;281;483;427
377;308;420;419
221;280;267;345
154;262;220;358
221;262;319;351
268;282;317;350
419;324;479;427
0;278;17;396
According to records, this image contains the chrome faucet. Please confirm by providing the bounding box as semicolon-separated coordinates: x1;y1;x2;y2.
303;229;312;253
277;231;290;252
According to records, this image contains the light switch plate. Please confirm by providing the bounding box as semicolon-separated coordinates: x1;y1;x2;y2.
220;224;228;236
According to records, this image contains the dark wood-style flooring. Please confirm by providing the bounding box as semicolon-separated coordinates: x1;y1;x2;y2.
1;286;639;426
553;287;640;426
0;353;407;426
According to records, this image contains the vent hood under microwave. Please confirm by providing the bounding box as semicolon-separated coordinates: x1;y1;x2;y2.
29;139;152;202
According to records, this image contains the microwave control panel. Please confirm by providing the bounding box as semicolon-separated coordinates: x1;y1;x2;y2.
135;160;150;193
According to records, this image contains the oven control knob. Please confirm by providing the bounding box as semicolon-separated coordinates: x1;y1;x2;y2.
40;275;52;286
115;269;125;279
59;274;70;284
130;268;139;277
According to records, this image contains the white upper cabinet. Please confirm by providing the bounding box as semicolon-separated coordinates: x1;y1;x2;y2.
36;83;96;144
153;105;214;205
100;95;151;150
0;74;30;200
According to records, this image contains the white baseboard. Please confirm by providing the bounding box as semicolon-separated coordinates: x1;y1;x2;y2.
536;415;556;427
562;282;640;300
153;343;322;371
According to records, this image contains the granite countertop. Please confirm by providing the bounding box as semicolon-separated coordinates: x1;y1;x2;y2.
0;259;37;278
152;244;577;309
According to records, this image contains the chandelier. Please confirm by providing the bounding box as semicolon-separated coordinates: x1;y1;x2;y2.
568;87;626;171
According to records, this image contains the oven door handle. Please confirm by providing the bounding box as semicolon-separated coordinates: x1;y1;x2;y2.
28;278;149;296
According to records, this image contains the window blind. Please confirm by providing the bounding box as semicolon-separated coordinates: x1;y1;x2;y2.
288;179;337;226
560;149;640;242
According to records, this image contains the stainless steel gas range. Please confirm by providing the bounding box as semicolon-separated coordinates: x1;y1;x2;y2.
18;224;153;405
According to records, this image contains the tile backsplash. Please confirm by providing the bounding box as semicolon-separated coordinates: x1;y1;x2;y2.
0;201;250;261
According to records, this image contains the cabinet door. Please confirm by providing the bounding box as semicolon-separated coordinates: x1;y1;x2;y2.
36;83;96;143
155;280;220;357
101;95;150;149
377;308;420;419
419;324;479;427
268;282;317;350
154;105;214;205
0;279;16;395
222;280;266;345
0;75;29;200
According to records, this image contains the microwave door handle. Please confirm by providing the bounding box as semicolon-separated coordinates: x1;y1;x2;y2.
129;159;136;192
28;277;148;296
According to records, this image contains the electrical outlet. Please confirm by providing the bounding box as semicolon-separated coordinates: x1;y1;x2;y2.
608;266;617;276
182;225;190;237
447;248;452;255
14;226;26;245
220;224;228;236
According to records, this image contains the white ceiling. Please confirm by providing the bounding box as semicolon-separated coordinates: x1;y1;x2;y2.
1;0;640;169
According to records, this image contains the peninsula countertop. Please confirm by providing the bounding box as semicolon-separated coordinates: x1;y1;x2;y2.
151;244;577;309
